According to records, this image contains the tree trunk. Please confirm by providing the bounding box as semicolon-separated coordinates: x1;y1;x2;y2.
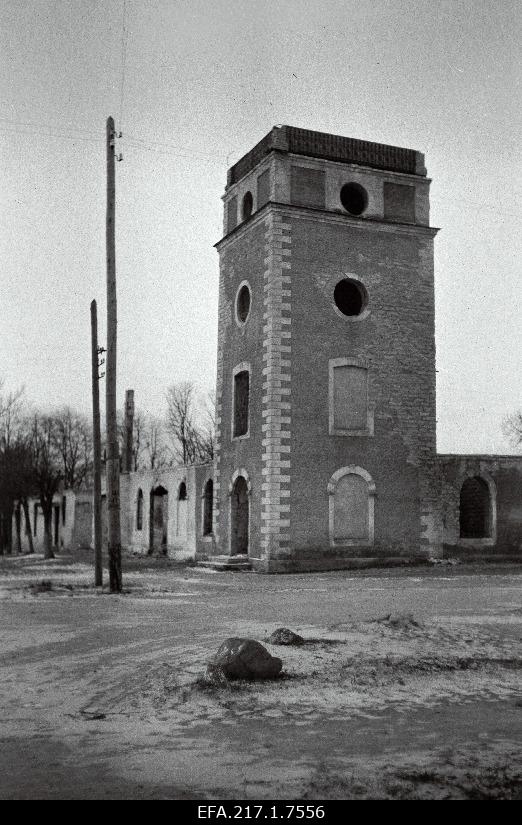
15;504;22;554
5;509;12;555
43;507;54;559
22;498;34;554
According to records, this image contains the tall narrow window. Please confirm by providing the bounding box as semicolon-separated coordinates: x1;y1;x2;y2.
329;359;372;435
233;368;250;438
176;481;187;538
62;495;67;526
203;479;213;536
33;503;38;536
136;488;143;531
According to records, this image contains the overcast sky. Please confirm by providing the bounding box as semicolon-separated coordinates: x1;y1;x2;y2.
0;0;520;453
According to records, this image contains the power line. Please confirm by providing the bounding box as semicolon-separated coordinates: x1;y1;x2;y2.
125;133;230;160
0;117;101;139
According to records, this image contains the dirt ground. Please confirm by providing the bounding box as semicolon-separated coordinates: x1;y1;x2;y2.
0;551;521;800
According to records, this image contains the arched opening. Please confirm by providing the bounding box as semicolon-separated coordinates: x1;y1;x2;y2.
231;475;249;555
149;485;168;554
460;476;491;539
176;481;188;538
203;479;213;536
136;488;143;531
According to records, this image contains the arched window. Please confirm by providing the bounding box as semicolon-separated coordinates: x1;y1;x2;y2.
460;476;492;539
176;481;187;538
229;472;250;556
136;489;143;530
202;479;213;536
328;466;375;546
232;364;250;439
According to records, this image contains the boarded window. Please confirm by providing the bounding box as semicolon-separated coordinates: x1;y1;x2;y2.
136;489;143;531
460;477;491;538
290;166;325;208
383;182;415;223
332;365;368;431
233;370;249;437
227;196;238;233
203;479;213;536
333;473;369;541
257;169;270;209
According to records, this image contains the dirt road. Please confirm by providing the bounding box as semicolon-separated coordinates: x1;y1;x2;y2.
0;553;521;799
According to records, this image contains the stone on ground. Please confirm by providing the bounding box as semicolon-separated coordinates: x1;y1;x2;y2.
207;637;282;681
268;627;305;646
377;612;423;630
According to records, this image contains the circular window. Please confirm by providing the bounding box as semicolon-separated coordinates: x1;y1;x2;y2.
235;282;252;325
333;278;368;317
340;182;368;216
241;191;253;220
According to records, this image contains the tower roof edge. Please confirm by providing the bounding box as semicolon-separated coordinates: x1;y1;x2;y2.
227;125;427;187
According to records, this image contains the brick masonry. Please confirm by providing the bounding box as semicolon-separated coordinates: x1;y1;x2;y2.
207;126;521;571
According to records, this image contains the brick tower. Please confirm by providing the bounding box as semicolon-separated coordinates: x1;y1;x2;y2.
212;126;441;571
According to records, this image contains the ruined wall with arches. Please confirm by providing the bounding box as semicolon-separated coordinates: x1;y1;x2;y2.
438;456;522;557
119;464;214;560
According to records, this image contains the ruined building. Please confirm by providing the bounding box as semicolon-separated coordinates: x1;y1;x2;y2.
22;127;519;568
205;126;521;571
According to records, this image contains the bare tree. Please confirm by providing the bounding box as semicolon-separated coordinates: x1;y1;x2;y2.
28;414;63;559
143;414;170;470
52;407;93;490
0;383;29;554
502;411;522;450
165;382;215;465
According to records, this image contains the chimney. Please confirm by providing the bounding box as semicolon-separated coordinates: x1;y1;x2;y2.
124;389;135;473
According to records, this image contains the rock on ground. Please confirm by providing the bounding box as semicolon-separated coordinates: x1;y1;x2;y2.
268;627;305;646
207;637;283;681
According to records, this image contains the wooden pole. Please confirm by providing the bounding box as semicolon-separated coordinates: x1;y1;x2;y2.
90;299;103;587
105;116;122;593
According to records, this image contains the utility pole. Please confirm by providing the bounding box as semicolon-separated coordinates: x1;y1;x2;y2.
106;116;122;593
90;299;103;587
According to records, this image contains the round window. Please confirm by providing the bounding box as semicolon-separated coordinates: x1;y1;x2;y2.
340;182;368;216
236;283;251;325
241;191;253;220
333;278;368;317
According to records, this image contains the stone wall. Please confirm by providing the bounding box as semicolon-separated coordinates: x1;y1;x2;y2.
120;464;213;560
438;455;522;557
